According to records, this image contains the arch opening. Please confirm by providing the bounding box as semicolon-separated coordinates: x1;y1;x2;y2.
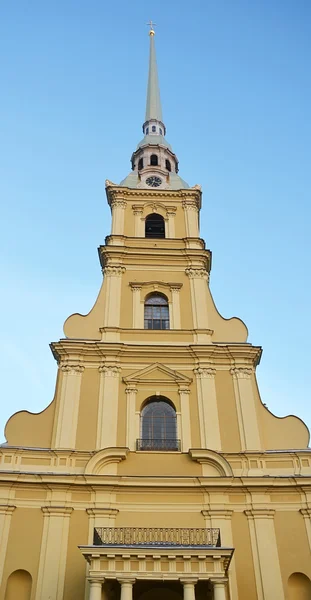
150;154;158;166
288;572;311;600
145;213;165;239
5;570;32;600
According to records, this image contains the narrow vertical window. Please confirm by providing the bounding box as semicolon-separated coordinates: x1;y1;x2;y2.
150;154;158;166
138;158;144;171
144;293;169;330
165;159;171;172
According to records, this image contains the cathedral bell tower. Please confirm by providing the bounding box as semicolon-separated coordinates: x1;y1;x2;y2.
2;26;311;600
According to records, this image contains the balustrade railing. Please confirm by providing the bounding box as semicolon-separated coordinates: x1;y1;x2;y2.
93;527;221;547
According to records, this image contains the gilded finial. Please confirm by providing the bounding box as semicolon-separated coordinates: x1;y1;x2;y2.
147;20;156;36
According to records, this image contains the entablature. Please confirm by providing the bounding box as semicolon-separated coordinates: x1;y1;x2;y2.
105;183;202;210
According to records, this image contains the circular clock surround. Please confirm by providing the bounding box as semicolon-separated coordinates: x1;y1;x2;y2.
146;176;162;187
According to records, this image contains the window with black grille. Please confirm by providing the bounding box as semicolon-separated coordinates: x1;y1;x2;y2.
138;398;179;451
144;294;169;330
145;213;165;238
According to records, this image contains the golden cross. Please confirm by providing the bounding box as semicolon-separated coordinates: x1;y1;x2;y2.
147;20;156;34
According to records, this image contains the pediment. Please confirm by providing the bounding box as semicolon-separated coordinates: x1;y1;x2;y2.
123;363;192;385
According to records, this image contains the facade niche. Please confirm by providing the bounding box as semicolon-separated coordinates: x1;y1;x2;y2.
145;213;165;238
5;570;32;600
138;396;178;451
288;572;311;600
144;293;169;330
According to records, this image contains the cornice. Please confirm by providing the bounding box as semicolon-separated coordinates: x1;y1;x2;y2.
105;183;202;209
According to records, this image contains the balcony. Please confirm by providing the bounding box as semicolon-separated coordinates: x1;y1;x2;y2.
136;438;181;451
93;527;221;548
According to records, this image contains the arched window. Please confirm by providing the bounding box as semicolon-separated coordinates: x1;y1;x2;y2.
144;293;169;330
146;127;149;134
150;154;158;166
160;128;163;135
145;213;165;238
288;573;311;600
152;125;156;132
5;570;32;600
138;158;144;171
165;159;171;172
138;397;179;450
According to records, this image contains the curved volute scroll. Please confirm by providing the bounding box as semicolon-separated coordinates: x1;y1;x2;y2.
85;448;129;476
189;449;233;477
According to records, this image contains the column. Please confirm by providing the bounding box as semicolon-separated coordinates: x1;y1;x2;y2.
119;579;135;600
96;365;121;449
185;268;209;330
131;285;143;328
245;509;284;600
300;508;311;550
133;206;144;237
182;201;199;237
125;385;138;450
111;199;126;235
54;363;84;448
194;367;221;451
103;265;125;328
35;506;73;600
181;579;197;600
179;386;191;451
231;368;261;451
166;208;176;238
0;505;15;584
202;510;237;600
88;579;102;600
210;579;228;600
170;285;182;329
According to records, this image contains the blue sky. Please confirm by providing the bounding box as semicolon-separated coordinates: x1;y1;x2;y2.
0;1;310;443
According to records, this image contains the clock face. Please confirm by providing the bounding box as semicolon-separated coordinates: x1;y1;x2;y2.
146;176;162;188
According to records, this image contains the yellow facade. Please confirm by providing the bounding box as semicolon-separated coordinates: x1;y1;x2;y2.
1;31;311;600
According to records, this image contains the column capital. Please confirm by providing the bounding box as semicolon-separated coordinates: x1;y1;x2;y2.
185;267;209;280
88;578;103;584
210;578;229;586
59;363;84;374
244;508;275;519
0;505;16;515
194;367;216;379
41;506;73;517
86;508;119;517
125;385;138;395
178;386;190;395
300;508;311;518
182;200;199;212
202;509;233;519
230;367;254;379
99;364;121;377
118;578;136;584
180;578;198;584
103;265;126;277
111;199;127;209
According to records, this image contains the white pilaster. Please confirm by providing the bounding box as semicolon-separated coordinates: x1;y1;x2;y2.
35;506;73;600
54;364;84;449
133;207;144;237
131;285;143;328
179;386;192;451
0;505;15;586
126;385;138;450
166;208;176;238
245;509;284;600
185;268;209;330
194;367;221;451
103;266;125;328
300;509;311;551
231;368;261;451
182;201;199;237
170;285;181;329
96;365;121;449
111;199;126;235
202;510;237;600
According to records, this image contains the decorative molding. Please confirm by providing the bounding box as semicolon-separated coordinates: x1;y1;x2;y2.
85;448;129;476
129;281;182;291
300;508;311;518
194;367;216;379
178;387;190;396
123;362;192;385
86;508;119;517
185;267;209;280
0;505;16;515
103;266;126;277
202;510;233;519
189;449;233;477
125;386;138;395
